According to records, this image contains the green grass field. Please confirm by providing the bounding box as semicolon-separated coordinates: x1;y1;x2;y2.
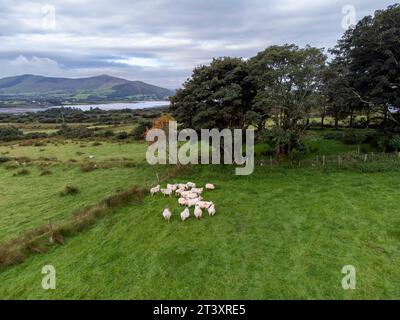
1;133;400;299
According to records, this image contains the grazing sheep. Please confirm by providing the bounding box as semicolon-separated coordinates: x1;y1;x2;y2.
187;182;196;188
180;191;198;199
208;204;216;216
197;201;213;209
178;197;189;206
205;183;215;190
162;207;172;223
188;197;202;207
187;192;199;199
191;187;203;195
175;188;185;196
180;208;190;222
178;183;188;190
161;188;173;197
167;184;177;191
194;206;203;219
150;185;160;195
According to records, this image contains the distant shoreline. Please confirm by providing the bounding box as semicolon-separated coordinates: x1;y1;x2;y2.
0;101;170;114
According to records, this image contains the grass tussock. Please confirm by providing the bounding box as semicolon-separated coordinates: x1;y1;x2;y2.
80;163;97;172
13;168;30;176
39;169;52;176
60;184;79;196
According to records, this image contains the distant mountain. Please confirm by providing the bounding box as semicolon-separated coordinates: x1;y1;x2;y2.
0;74;174;103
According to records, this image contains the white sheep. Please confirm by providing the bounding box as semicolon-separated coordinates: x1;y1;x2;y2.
180;208;190;222
167;184;177;191
150;185;160;195
178;197;189;206
162;207;172;223
197;201;213;209
194;206;203;219
187;192;199;199
175;188;185;196
191;187;204;195
208;204;216;216
188;197;202;207
178;183;188;190
161;188;173;197
205;183;215;190
187;182;196;188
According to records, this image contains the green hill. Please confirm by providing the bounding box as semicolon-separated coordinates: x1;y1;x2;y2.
0;74;174;102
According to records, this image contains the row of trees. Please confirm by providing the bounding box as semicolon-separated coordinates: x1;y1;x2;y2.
170;4;400;156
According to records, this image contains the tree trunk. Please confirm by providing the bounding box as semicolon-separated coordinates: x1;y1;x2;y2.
349;112;354;128
366;110;371;128
334;117;339;130
321;114;325;130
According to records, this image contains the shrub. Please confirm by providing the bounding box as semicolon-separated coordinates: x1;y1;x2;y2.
389;135;400;152
117;131;128;140
103;130;115;137
131;120;152;140
0;155;11;163
342;130;367;145
0;126;23;141
324;132;344;141
56;125;94;139
24;132;49;140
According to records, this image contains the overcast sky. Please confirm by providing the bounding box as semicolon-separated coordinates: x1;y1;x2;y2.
0;0;396;89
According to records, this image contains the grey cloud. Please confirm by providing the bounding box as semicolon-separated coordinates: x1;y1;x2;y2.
0;0;396;89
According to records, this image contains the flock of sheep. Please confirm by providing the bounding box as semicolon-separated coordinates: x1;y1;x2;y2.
150;182;216;222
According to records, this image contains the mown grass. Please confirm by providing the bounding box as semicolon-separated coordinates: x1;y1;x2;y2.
1;165;400;299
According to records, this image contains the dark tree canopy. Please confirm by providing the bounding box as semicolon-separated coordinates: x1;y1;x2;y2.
169;57;256;130
333;4;400;108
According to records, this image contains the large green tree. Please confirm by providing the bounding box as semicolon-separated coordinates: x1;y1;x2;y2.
333;4;400;128
248;44;326;155
169;57;256;130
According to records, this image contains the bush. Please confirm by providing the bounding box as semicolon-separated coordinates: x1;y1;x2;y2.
103;130;115;137
324;132;344;141
0;155;11;163
342;130;367;145
389;135;400;152
116;131;128;140
56;125;94;139
0;127;23;141
131;120;152;140
24;132;49;140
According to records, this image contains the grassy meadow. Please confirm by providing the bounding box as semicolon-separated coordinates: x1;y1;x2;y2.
0;128;400;299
